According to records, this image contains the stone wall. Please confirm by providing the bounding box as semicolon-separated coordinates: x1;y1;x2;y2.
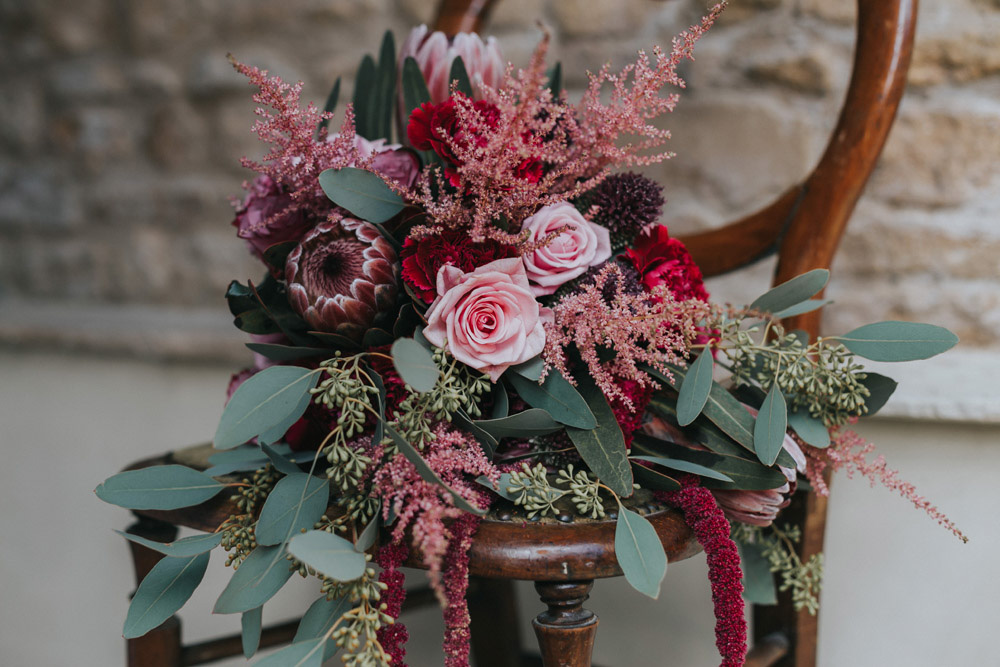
2;0;998;358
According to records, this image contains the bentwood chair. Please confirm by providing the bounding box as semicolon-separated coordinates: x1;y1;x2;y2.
120;1;917;665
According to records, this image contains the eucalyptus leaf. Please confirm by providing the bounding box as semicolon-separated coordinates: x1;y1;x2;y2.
245;343;331;362
449;56;473;97
506;370;597;429
453;409;498;459
565;372;633;498
255;474;330;547
630;461;682;492
242;606;263;658
96;465;224;510
355;513;380;553
474;409;563;440
362;327;394;349
754;384;787;465
214;545;295;614
115;530;223;558
124;552;210;638
214;366;320;450
258;383;314;447
260;443;304;476
771;299;832;319
491;383;509;419
391;337;439;392
676;348;713;426
749;269;829;314
629;455;734;482
860;372;898;416
787;410;830;448
253;638;325;667
476;473;517;502
318;167;405;224
509;355;544;381
631;434;787;491
834;321;958;362
287;530;367;581
739;542;778;605
383;423;486;515
615;506;668;599
294;595;352;642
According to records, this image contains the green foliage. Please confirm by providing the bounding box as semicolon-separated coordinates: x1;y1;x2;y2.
474;409;562;439
749;269;829;315
254;473;330;546
506;463;607;519
505;370;597;429
859;372;897;415
615;505;668;599
546;62;563;95
737;540;778;605
449;56;473;98
733;523;824;615
632;433;788;491
214;366;320;449
510;355;545;381
835;321;958;362
242;607;263;658
318;167;405;224
628;455;733;483
676;347;713;426
374;31;397;141
124;552;210;638
254;638;326;667
566;370;633;497
287;530;367;581
214;545;295;614
352;55;377;140
295;595;352;642
787;409;830;448
245;343;331;362
391;337;440;392
754;383;787;466
227;277;314;345
96;465;224;510
317;77;341;134
115;530;223;558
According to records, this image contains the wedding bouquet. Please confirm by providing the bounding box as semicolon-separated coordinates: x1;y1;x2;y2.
97;5;965;666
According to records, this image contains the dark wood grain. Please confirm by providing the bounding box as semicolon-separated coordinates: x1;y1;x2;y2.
432;0;499;36
531;581;599;667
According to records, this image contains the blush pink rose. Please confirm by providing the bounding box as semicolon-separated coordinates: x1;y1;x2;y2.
423;257;552;381
521;202;612;296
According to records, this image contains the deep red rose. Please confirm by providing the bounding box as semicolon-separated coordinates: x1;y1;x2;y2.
406;96;498;165
626;225;709;302
399;229;518;304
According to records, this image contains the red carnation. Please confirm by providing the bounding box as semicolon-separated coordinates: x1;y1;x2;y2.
399;229;518;304
407;96;499;166
626;226;709;302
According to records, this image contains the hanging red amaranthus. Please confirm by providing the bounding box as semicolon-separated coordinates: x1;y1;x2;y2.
375;540;411;666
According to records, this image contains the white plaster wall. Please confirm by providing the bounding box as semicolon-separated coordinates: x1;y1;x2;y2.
0;350;995;666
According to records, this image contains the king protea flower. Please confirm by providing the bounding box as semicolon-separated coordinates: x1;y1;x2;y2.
399;25;504;105
286;218;399;340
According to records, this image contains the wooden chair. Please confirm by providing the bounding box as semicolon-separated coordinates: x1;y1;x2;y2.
120;0;916;664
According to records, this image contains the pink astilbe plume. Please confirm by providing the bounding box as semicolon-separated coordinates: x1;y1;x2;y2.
805;423;968;543
371;423;499;588
657;478;747;667
543;263;709;409
230;57;359;224
572;3;727;175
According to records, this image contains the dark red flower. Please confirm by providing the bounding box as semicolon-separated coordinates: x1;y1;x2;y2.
406;96;499;166
399;229;518;304
626;226;709;302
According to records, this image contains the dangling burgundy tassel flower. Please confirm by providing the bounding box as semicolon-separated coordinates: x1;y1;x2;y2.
657;479;748;667
376;540;411;666
441;513;481;667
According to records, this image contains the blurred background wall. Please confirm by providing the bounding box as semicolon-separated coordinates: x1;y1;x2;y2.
1;0;997;665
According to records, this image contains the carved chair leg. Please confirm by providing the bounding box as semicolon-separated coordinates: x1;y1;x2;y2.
125;517;182;667
469;577;523;667
531;580;599;667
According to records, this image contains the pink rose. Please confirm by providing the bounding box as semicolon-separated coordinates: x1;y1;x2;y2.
423;257;552;381
521;202;612;296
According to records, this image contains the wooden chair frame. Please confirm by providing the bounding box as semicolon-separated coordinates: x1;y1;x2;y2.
121;1;916;665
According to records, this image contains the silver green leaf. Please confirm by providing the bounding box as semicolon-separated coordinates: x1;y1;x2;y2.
787;409;830;448
294;595;351;643
749;269;829;314
254;473;330;547
835;321;958;362
738;542;778;605
287;530;367;582
509;355;544;381
214;545;295;614
506;370;597;429
253;638;326;667
566;372;633;498
124;552;210;638
628;455;733;482
115;530;223;558
214;366;319;450
318;167;404;224
676;348;714;426
615;506;668;599
96;465;224;510
859;372;898;415
390;337;439;392
242;606;263;658
473;409;563;440
754;384;787;466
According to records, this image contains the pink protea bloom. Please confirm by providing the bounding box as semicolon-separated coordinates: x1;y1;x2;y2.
285;218;399;340
521;202;612;296
399;25;504;105
424;258;552;382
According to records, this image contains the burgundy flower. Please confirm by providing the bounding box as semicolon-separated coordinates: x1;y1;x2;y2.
232;174;315;260
407;96;499;166
399;229;517;304
626;225;709;302
286;218;399;340
585;172;665;251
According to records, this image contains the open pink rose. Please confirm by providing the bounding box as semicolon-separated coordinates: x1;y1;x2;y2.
521;202;612;296
424;257;552;381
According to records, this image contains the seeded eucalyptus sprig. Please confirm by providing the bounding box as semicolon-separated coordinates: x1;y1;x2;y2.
733;522;824;615
507;462;607;519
